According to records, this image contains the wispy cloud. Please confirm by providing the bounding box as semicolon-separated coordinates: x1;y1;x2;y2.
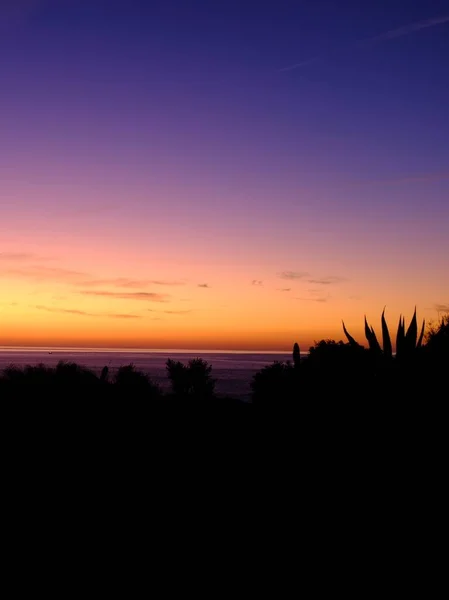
148;309;192;315
308;276;345;285
279;56;320;72
281;14;449;72
277;288;291;292
80;290;169;302
278;271;309;280
198;283;210;288
295;296;329;303
1;266;89;281
34;305;142;319
0;252;35;261
0;262;189;293
435;303;449;313
36;306;92;316
78;278;185;288
366;14;449;43
251;280;263;286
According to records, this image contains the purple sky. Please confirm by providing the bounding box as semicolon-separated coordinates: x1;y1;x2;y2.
1;0;448;349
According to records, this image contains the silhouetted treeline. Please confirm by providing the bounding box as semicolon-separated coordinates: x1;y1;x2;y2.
1;312;447;407
251;311;449;404
1;313;447;483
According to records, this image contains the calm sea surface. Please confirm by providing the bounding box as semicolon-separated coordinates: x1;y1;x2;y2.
0;347;297;399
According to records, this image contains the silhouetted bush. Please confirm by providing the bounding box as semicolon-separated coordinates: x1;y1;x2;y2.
2;363;54;387
293;342;301;370
166;358;215;400
114;364;162;399
425;314;449;356
54;361;100;387
251;361;296;406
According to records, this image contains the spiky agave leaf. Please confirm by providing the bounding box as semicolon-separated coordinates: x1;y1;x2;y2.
396;315;405;358
364;316;382;352
370;325;382;353
417;319;425;348
342;320;359;347
381;306;393;359
405;307;418;351
364;316;371;343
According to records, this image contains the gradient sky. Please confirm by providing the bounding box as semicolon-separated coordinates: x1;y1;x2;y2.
1;0;448;350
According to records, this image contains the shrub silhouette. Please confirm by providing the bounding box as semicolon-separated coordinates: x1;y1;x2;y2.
114;364;161;399
100;366;109;383
423;314;449;378
342;308;425;359
425;314;449;353
0;361;101;399
307;339;365;365
166;358;215;400
2;363;54;387
293;342;301;370
251;361;295;406
54;361;100;387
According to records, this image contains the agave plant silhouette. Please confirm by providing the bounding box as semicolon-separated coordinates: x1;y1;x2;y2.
342;307;425;359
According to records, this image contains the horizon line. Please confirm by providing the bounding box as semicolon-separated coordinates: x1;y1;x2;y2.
0;345;297;355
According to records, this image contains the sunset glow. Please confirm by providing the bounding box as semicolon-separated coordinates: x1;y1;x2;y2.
1;1;448;351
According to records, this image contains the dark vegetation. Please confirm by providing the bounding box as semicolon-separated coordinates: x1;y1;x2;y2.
252;309;449;404
1;309;447;405
2;309;447;483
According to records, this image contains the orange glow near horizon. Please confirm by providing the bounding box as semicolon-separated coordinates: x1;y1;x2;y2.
0;238;446;352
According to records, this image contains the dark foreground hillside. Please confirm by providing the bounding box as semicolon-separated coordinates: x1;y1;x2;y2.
1;313;447;455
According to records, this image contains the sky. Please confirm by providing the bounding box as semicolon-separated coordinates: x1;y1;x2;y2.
1;0;448;351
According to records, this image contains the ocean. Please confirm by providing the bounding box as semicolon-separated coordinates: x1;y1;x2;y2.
0;347;294;400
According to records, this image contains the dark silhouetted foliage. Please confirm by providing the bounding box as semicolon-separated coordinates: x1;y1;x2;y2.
166;358;216;400
251;361;296;406
293;342;301;369
114;364;162;399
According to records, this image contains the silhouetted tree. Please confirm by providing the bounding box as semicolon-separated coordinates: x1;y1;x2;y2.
293;343;301;370
100;366;109;383
166;358;215;400
114;364;161;399
188;358;216;399
251;361;295;406
166;359;190;396
55;361;99;387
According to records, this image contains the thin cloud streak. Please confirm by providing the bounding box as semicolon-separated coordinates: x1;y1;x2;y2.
279;56;319;72
34;305;142;318
77;278;185;288
80;290;170;302
435;303;449;313
308;276;345;285
281;14;449;72
366;14;449;43
148;309;193;315
294;296;329;303
1;266;89;281
279;271;309;280
0;263;186;289
0;252;35;260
